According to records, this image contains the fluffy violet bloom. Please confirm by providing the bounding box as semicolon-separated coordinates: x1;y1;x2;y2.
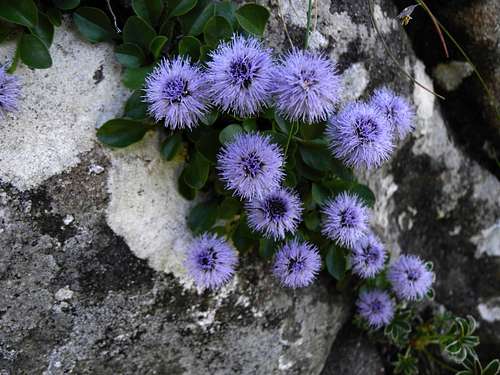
273;49;341;124
217;133;284;200
350;232;386;279
0;65;21;117
321;192;370;248
273;239;321;288
185;233;238;289
207;35;275;117
388;255;434;301
246;188;303;240
370;87;415;139
144;57;209;129
357;289;395;329
326;102;394;169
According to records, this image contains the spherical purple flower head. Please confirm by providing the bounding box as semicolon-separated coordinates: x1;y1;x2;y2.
144;57;209;129
321;192;369;248
273;239;321;288
350;232;386;279
217;133;284;200
388;255;434;301
326;102;394;169
207;35;275;117
370;87;415;139
246;188;303;240
357;289;395;329
185;233;238;289
0;65;21;117
273;49;341;124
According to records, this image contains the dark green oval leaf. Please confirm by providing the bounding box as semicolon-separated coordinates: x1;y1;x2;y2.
0;0;38;28
52;0;80;10
46;7;62;26
74;7;115;43
326;246;347;281
187;200;218;234
219;124;243;144
299;143;335;172
149;35;167;60
259;238;276;258
115;43;145;68
178;35;201;60
178;170;196;200
132;0;164;26
122;65;154;90
97;118;151;148
235;3;269;36
31;11;54;48
179;0;214;36
124;90;148;119
219;196;241;220
203;15;232;47
183;151;210;190
311;183;330;206
171;0;198;17
123;16;156;50
19;34;52;69
161;133;183;161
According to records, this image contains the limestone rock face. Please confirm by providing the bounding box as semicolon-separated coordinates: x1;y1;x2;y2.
0;19;347;375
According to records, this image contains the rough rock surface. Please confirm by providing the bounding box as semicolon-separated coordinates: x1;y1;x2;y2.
1;0;499;374
0;18;347;375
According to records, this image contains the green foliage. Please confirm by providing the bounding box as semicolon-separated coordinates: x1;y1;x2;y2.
0;0;38;28
235;3;270;36
97;119;152;148
19;33;52;69
73;7;115;43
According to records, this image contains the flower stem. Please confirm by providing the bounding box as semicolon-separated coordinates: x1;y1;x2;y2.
284;123;295;156
366;0;445;100
304;0;313;49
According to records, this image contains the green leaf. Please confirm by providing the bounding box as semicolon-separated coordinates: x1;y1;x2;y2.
124;90;148;119
74;7;115;43
203;15;232;47
311;183;330;205
326;246;347;281
179;0;214;36
115;43;145;68
46;7;61;26
171;0;198;17
483;359;500;375
0;0;38;28
187;200;218;234
31;11;54;48
235;3;269;36
259;238;275;258
122;65;154;90
219;124;243;144
304;211;320;231
219;196;241;220
160;133;183;160
97;118;151;148
19;34;52;69
232;216;255;252
215;1;237;28
299;143;336;172
52;0;80;10
183;151;210;190
242;118;257;132
123;16;156;51
274;113;294;135
149;35;167;60
178;170;196;200
195;130;220;164
179;35;201;60
201;109;219;126
132;0;164;26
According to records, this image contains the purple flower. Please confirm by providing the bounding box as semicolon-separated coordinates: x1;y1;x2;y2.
246;188;303;240
273;239;321;288
185;233;238;289
144;57;209;130
273;49;341;124
207;35;275;117
350;232;386;279
388;255;434;301
217;133;284;200
0;65;21;117
326;102;394;169
357;289;395;329
321;192;369;248
370;87;415;139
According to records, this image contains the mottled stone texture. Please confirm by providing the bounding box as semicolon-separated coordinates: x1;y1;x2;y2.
1;1;499;374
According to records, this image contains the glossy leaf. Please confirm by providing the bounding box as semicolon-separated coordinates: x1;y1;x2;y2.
132;0;164;26
115;43;146;68
179;0;214;36
183;151;210;190
219;124;243;144
326;246;347;281
179;35;201;60
259;238;275;258
19;34;52;69
171;0;198;17
188;200;219;234
122;65;154;90
74;7;115;43
0;0;38;28
149;35;168;59
219;196;241;220
46;7;62;26
124;90;148;119
31;11;54;48
203;15;232;47
97;119;151;148
123;16;156;50
160;134;183;161
235;3;269;36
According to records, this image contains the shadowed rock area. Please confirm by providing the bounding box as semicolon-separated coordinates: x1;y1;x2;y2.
1;0;499;374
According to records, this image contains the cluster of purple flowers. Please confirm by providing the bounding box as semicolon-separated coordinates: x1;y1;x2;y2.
145;35;342;129
0;65;21;118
